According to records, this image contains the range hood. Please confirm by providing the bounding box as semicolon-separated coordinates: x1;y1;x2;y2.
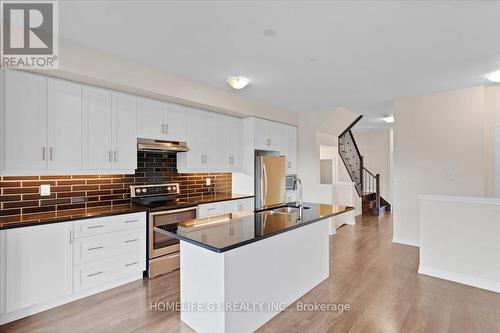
137;138;189;153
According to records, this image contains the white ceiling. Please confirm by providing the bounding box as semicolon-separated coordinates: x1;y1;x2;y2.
58;1;500;128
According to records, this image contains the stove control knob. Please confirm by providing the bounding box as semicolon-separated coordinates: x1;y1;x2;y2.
167;187;171;191
141;188;147;193
135;188;141;194
172;186;177;191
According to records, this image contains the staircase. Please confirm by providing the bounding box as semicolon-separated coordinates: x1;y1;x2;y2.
338;116;391;215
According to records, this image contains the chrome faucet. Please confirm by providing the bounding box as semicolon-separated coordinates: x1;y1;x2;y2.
293;177;304;220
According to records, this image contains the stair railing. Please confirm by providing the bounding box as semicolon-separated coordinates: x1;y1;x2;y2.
338;115;381;212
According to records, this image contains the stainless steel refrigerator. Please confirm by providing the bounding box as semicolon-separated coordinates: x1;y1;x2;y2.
255;155;286;210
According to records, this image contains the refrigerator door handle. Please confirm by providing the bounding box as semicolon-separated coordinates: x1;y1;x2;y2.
263;163;268;206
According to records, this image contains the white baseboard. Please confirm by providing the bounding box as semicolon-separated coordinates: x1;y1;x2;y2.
418;265;500;293
0;273;143;325
392;238;420;247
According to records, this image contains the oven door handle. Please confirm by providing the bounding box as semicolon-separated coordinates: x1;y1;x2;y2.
149;206;197;216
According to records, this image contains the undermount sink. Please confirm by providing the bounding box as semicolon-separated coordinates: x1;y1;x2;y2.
267;205;311;215
273;206;300;214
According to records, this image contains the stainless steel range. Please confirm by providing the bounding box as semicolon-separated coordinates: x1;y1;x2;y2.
130;183;197;277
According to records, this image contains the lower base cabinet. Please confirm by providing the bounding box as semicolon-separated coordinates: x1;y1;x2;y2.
197;197;254;218
0;212;146;325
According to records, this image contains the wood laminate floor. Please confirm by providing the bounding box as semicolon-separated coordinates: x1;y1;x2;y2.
2;213;500;333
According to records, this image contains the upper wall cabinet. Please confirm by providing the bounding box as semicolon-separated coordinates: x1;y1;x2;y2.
177;109;242;172
138;98;188;142
253;118;283;152
83;87;137;172
1;70;83;174
281;125;298;175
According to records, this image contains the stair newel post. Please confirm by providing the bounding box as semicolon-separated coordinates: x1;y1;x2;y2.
360;156;364;193
375;173;381;210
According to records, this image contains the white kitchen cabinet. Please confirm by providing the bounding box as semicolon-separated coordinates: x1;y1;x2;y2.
236;198;254;212
0;212;146;325
47;78;83;170
139;98;188;142
112;92;138;170
178;109;242;172
138;98;165;140
2;71;84;174
218;116;242;171
1;222;73;314
253;118;282;152
83;86;113;170
203;112;220;170
83;87;137;172
164;103;188;142
3;70;47;171
281;125;298;175
198;198;254;218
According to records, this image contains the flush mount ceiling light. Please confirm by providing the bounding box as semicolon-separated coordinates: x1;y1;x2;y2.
486;70;500;83
227;76;249;90
382;115;394;123
262;28;277;37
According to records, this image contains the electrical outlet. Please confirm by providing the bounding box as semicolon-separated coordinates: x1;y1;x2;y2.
206;178;211;186
40;184;51;196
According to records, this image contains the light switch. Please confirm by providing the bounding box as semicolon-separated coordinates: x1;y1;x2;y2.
206;178;211;186
40;184;51;196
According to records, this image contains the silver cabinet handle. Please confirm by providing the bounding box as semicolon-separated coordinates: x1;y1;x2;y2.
125;238;139;243
124;220;138;223
69;229;72;244
207;207;217;211
88;271;103;277
88;246;104;251
49;147;53;161
125;261;138;267
88;224;104;229
114;150;117;163
108;150;112;162
42;147;46;161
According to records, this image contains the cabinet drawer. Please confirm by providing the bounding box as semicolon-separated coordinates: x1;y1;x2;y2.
74;252;144;291
74;228;145;265
74;212;145;238
197;202;225;217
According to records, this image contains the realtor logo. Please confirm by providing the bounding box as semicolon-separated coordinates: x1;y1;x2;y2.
1;1;58;68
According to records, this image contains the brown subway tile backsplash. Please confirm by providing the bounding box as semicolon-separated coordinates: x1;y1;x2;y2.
0;152;232;217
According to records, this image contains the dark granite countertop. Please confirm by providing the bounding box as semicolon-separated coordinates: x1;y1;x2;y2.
0;193;254;230
154;203;354;253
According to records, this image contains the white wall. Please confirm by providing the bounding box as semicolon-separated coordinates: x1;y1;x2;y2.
393;86;487;247
419;195;500;293
351;128;392;203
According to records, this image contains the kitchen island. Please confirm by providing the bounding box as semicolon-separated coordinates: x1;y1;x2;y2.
155;203;353;333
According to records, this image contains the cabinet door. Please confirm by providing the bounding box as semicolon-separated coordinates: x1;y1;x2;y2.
285;125;297;174
164;103;188;142
237;198;254;212
268;121;283;152
204;112;220;170
216;115;232;171
47;78;82;170
83;87;112;170
228;117;242;171
4;70;47;170
112;92;138;171
185;109;205;169
4;222;73;313
253;118;270;150
138;98;165;140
